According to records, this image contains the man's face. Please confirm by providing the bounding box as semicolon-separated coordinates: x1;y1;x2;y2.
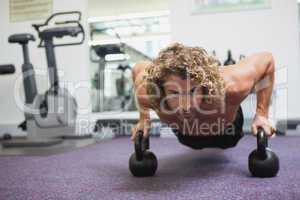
162;74;203;119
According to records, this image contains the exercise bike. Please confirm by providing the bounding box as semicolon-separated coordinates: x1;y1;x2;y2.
5;11;89;148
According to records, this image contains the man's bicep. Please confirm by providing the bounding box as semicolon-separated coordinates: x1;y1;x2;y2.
135;87;153;110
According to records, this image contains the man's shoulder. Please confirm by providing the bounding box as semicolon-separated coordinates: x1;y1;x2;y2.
220;65;252;104
133;61;153;74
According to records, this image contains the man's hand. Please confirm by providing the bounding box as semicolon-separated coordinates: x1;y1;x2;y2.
131;119;151;141
251;114;276;137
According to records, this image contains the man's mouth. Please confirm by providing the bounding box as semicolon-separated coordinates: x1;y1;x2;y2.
180;113;193;118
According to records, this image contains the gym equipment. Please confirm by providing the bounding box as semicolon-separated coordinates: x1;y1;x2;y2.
239;54;246;61
212;50;221;66
91;43;148;112
248;128;279;177
276;119;300;135
116;64;132;111
0;64;15;74
91;43;124;112
2;133;12;140
129;130;158;177
5;11;87;148
9;33;38;134
90;27;151;112
224;50;236;66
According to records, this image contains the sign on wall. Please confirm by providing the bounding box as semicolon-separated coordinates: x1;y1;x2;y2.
191;0;271;14
10;0;53;22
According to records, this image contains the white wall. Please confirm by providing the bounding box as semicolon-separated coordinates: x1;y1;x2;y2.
88;0;169;17
0;0;91;135
170;0;300;121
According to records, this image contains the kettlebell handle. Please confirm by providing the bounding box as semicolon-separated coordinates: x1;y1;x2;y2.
257;127;268;159
134;130;150;161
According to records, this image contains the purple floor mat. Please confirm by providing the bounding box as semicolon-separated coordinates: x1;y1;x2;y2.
0;135;299;200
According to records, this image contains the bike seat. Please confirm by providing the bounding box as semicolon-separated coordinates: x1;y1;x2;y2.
8;33;35;44
92;44;123;57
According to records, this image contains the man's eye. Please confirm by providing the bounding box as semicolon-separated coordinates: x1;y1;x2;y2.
190;87;196;94
170;91;179;95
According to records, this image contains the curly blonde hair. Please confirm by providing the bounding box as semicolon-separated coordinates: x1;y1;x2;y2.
144;43;225;111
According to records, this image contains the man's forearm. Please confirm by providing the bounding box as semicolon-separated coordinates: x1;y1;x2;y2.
134;89;151;121
255;59;275;117
133;84;151;121
139;103;150;120
132;61;152;121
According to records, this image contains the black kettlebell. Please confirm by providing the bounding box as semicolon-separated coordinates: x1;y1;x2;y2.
129;130;158;177
248;127;279;178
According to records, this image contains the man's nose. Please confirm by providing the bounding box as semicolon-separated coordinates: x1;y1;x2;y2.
180;96;191;112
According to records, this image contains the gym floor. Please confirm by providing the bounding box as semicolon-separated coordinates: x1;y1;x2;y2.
0;135;299;200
